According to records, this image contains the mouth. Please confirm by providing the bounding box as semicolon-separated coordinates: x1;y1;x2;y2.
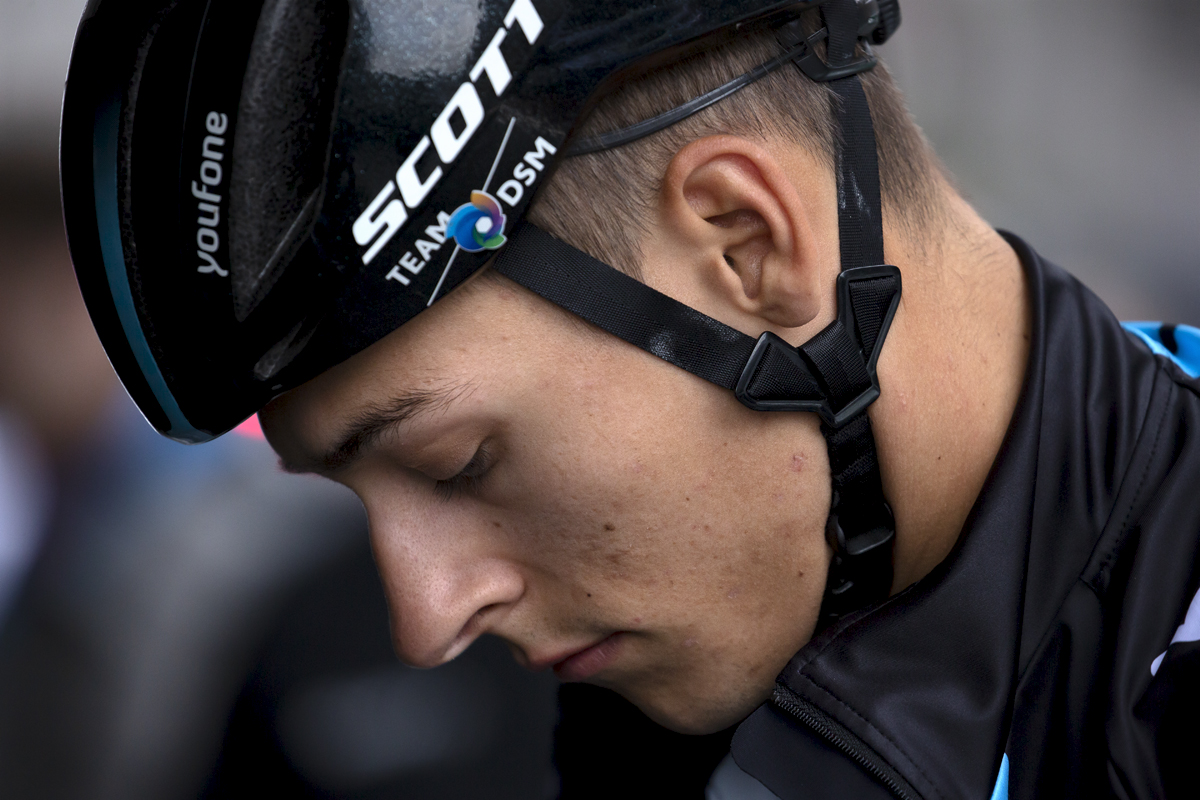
549;632;625;682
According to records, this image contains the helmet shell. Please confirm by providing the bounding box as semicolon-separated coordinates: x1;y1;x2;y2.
62;0;814;441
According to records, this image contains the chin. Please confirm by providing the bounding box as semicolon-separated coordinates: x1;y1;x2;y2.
615;681;764;736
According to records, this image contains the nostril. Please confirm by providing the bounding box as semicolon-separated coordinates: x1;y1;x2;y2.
473;603;499;621
463;603;499;638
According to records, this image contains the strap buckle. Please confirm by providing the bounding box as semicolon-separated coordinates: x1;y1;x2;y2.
790;27;878;84
819;495;896;622
733;332;879;427
734;265;901;428
777;0;885;84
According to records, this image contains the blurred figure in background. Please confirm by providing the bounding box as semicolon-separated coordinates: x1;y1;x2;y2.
0;157;109;622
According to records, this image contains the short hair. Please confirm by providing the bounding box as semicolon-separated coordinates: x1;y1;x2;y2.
528;11;946;279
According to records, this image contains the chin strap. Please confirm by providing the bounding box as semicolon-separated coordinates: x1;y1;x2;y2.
494;0;899;630
803;0;897;628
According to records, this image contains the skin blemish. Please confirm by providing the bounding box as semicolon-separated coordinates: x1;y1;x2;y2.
683;638;698;648
727;586;741;600
605;545;634;574
791;453;806;472
604;522;615;531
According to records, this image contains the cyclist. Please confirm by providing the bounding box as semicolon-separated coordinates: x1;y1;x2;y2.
60;1;1200;796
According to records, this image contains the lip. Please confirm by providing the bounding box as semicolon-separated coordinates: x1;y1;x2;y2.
549;632;624;682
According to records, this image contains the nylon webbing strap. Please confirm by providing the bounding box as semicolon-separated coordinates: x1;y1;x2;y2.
823;0;885;269
811;0;894;625
492;223;758;390
831;78;885;268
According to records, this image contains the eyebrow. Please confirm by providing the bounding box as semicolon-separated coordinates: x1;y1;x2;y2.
280;383;473;475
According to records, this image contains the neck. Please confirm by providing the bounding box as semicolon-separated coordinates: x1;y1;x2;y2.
871;188;1031;591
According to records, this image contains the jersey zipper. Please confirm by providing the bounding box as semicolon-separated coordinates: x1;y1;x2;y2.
771;683;922;800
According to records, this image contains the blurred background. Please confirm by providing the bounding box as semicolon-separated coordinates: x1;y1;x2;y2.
0;1;1196;798
883;0;1200;323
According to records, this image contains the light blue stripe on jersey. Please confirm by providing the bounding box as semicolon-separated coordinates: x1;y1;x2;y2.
989;754;1009;800
1122;322;1200;378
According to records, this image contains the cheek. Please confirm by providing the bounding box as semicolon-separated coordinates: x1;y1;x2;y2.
508;405;831;733
496;399;694;589
501;369;831;634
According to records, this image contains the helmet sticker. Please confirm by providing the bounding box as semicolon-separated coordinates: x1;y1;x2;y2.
447;191;508;252
194;112;230;278
382;117;559;309
351;0;545;268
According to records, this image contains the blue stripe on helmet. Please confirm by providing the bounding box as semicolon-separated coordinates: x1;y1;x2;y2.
94;95;207;443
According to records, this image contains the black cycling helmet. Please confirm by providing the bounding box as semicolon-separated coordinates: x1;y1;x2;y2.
62;0;902;623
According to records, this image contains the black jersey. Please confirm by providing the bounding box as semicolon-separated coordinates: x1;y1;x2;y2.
732;233;1200;800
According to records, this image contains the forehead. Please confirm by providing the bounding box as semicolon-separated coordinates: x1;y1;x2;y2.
259;270;594;467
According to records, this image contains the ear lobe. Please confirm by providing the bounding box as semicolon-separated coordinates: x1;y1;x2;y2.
661;137;824;332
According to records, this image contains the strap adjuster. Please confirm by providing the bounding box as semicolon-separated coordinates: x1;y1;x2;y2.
821;495;896;619
788;26;879;84
776;0;891;85
734;332;879;427
734;265;901;428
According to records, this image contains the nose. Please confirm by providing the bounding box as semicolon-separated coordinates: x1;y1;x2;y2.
367;505;526;668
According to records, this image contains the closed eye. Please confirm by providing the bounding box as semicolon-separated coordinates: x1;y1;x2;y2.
434;445;493;501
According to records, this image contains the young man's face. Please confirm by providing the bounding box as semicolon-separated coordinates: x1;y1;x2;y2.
262;271;832;734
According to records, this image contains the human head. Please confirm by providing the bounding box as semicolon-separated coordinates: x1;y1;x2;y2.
66;0;943;733
259;4;947;733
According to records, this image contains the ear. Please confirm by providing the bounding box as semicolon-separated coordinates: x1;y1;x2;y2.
653;135;825;330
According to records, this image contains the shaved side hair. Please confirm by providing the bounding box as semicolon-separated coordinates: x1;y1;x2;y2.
529;9;947;279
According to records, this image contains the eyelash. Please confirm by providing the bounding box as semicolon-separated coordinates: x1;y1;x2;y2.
433;446;492;501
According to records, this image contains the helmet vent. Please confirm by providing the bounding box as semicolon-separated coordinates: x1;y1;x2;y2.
228;0;350;322
253;318;320;380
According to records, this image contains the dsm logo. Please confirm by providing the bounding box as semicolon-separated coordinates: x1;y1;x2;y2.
447;191;507;252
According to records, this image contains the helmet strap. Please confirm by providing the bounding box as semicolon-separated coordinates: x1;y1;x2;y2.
494;0;900;630
806;0;896;629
